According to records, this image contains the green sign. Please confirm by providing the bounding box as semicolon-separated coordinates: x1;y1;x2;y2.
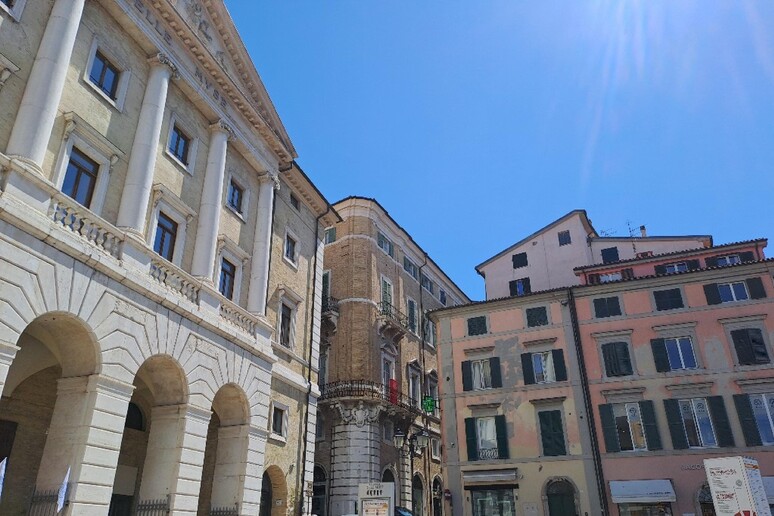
422;396;436;413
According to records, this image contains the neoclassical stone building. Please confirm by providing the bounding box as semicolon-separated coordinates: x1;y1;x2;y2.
0;0;337;514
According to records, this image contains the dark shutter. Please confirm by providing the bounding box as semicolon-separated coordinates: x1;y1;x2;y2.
739;251;755;263
593;298;607;318
651;338;670;372
465;418;478;461
552;349;567;381
704;284;722;305
489;357;502;389
461;361;473;392
495;415;509;459
0;419;18;461
539;410;566;456
521;353;535;385
622;268;634;280
512;253;528;268
707;396;734;447
509;280;519;297
705;256;719;268
598;404;620;452
687;259;701;270
746;277;767;299
731;329;755;365
523;277;531;294
639;401;662;451
654;290;668;311
654;264;667;275
733;394;762;447
608;297;622;316
663;399;689;450
602;247;619;264
588;273;600;285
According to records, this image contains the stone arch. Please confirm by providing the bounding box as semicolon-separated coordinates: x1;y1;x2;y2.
261;465;289;516
412;473;425;516
381;466;399;506
312;465;328;516
542;477;579;516
432;476;443;516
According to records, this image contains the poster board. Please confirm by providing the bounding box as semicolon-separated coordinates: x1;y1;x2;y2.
704;456;772;516
359;482;394;516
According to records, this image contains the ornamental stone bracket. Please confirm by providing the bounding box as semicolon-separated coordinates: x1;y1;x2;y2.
334;401;382;428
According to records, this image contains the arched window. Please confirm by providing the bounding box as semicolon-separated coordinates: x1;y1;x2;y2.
546;479;576;516
312;466;328;516
125;402;144;431
413;475;424;516
260;472;273;516
432;477;443;516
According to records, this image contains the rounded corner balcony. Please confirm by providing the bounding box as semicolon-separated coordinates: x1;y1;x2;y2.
321;296;339;333
319;379;424;419
377;301;409;341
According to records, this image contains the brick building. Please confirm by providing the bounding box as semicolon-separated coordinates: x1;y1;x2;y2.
314;197;469;516
0;0;337;514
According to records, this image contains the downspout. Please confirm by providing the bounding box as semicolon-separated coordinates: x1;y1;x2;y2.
299;206;332;516
417;254;430;515
567;288;608;515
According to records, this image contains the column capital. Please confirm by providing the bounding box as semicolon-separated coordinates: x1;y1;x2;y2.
210;119;235;140
259;172;281;191
148;52;180;79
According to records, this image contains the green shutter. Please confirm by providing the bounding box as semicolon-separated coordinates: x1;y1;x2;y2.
489;357;502;388
707;396;734;447
733;394;762;447
552;349;567;381
539;410;566;456
598;404;620;452
651;339;670;372
495;415;509;459
639;400;662;451
704;284;722;305
461;361;473;392
731;330;755;366
663;399;689;450
746;277;767;299
465;418;478;461
521;353;535;385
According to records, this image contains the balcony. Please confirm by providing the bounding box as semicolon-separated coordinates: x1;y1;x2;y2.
377;301;409;341
321;296;339;333
478;447;500;460
320;379;423;418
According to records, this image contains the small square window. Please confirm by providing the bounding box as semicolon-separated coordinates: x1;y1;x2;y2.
731;328;770;365
509;278;531;297
324;227;336;244
154;212;178;261
665;262;688;274
227;180;244;214
526;307;548;327
601;342;633;377
512;252;528;269
594;296;622;318
467;316;488;336
654;288;684;311
290;193;300;210
377;232;394;257
62;147;99;208
272;405;286;436
219;258;237;300
285;234;297;264
89;50;120;100
558;230;571;246
169;125;191;165
280;303;293;347
601;247;620;264
439;290;447;306
404;257;419;280
716;254;741;267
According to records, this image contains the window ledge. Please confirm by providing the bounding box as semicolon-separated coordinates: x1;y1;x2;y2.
225;203;246;223
734;363;774;373
164;148;193;175
268;433;287;445
83;78;122;112
283;255;299;270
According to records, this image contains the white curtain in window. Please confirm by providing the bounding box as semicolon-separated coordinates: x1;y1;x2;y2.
472;360;492;389
477;417;497;449
543;352;556;383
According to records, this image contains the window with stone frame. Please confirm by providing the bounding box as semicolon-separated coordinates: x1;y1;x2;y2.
62;147;99;208
88;50;120;99
601;342;633;377
168;124;191;165
153;211;178;262
526;306;548;327
279;302;293;348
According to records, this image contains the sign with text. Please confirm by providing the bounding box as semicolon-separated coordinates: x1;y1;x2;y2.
704;456;772;516
359;482;394;516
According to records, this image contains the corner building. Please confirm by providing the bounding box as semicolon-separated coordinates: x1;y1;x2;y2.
0;1;337;514
314;197;469;516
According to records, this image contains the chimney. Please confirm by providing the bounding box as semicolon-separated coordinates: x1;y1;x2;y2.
640;225;647;238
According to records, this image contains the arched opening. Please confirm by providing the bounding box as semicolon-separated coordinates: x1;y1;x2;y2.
412;474;424;516
197;384;250;515
432;477;443;516
109;355;187;513
260;472;273;516
312;465;328;516
546;479;577;516
0;313;99;515
698;484;715;516
382;468;397;506
261;465;288;516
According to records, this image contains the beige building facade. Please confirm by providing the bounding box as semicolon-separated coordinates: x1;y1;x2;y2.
314;197;469;516
0;0;337;514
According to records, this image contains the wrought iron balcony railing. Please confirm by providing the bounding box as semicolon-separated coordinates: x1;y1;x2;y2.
322;296;339;314
478;447;500;460
379;301;409;329
320;379;423;416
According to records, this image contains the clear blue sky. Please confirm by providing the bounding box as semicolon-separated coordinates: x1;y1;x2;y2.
226;1;774;301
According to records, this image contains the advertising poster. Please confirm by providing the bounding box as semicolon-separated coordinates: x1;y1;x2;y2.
362;498;389;516
704;456;772;516
359;482;395;516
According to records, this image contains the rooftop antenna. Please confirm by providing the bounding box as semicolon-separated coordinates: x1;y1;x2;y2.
627;220;638;255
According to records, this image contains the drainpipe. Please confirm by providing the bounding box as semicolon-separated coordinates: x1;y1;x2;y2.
417;254;430;515
299;203;333;516
567;288;608;515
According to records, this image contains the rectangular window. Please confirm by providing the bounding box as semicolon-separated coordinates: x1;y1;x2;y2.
424;320;437;347
227;180;244;214
271;406;286;436
377;232;394;257
512;252;528;269
749;393;774;445
602;342;633;377
290;193;300;210
153;212;178;261
731;328;770;365
558;230;571;246
219;258;236;300
526;306;548;327
383;420;394;442
403;257;418;280
664;337;697;370
421;273;435;294
705;278;766;304
471;359;493;390
169;125;191;165
476;416;498;455
409;368;421;407
62;147;99;208
715;254;741;267
665;262;688;274
431;437;441;459
594;296;622;318
280;303;293;347
467;316;487;336
613;403;648;451
718;282;749;302
654;288;684;311
508;277;531;297
407;298;417;333
678;398;717;448
285;234;297;263
439;289;447;306
538;410;566;456
531;352;556;384
601;246;620;264
427;379;439;417
471;490;516;516
89;50;120;99
324;227;336;244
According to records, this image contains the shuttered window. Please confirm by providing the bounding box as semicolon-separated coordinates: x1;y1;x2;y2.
653;288;684;311
509;278;531;297
461;358;502;391
512;252;528;269
601;342;632;377
651;337;697;372
598;401;661;453
538;410;566;456
593;296;622;318
705;278;766;305
467;316;488;336
664;397;733;449
734;393;774;446
521;350;567;385
731;328;770;365
526;306;548;327
601;247;620;264
464;415;509;461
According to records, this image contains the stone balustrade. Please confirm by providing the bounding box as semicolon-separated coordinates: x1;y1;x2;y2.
149;258;201;304
48;193;124;259
219;299;259;336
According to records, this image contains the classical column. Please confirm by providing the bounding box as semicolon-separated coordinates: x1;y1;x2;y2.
116;54;177;238
6;0;86;168
190;121;233;280
246;174;278;314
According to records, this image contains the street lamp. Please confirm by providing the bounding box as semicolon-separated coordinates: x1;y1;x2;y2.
393;427;430;515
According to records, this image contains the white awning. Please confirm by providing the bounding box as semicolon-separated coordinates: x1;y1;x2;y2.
610;480;677;504
462;469;518;485
763;476;774;504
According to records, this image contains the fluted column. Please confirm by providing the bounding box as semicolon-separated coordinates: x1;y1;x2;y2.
116;54;177;237
190;121;233;280
6;0;86;168
246;174;278;314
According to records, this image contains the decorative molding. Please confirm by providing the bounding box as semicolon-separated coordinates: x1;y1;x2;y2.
718;314;767;325
149;52;180;79
217;235;250;264
735;377;774;394
666;381;713;397
590;328;633;339
528;395;567;406
463;345;495;356
521;337;558;348
335;401;381;428
652;321;698;332
210;119;235;140
600;387;645;404
151;183;197;223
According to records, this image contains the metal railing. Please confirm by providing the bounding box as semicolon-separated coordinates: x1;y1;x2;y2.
379;301;409;329
320;379;423;415
478;447;500;460
136;496;170;515
210;505;239;516
322;296;339;314
28;486;67;516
